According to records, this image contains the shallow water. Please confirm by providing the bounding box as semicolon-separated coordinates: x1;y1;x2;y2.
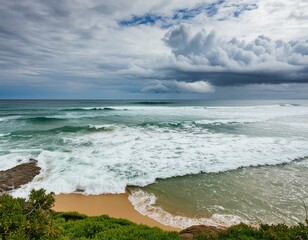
137;159;308;227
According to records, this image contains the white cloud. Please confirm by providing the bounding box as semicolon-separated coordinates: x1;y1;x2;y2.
163;23;308;77
142;80;215;94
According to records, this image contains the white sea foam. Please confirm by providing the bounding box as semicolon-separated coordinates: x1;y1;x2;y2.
128;188;250;229
11;121;308;198
110;104;308;124
0;116;21;122
0;153;32;171
0;133;9;137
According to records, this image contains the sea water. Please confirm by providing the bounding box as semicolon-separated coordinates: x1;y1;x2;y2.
0;100;308;228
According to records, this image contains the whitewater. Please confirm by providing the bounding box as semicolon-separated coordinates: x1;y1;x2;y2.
0;100;308;227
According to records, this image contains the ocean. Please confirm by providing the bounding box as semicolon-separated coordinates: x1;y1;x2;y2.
0;99;308;228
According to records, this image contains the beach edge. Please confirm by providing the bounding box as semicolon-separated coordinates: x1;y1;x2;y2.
53;193;180;232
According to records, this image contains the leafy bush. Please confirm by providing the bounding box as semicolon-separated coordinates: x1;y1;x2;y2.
53;213;181;240
194;223;308;240
0;189;61;239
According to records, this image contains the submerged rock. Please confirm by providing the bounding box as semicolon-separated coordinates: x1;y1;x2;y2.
180;225;225;239
0;158;40;193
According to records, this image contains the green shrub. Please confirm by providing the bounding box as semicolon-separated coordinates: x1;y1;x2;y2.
0;189;61;239
194;222;308;240
53;213;181;240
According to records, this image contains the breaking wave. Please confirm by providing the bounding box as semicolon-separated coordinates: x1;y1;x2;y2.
62;107;117;111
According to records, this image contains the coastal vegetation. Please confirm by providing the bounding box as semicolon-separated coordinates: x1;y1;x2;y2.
0;189;307;239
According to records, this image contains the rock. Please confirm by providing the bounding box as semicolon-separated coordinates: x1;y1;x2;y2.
0;159;41;193
180;225;225;238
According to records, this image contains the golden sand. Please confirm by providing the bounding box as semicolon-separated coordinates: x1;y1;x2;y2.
53;193;180;232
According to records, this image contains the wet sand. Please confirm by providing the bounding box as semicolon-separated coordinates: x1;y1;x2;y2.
53;193;180;232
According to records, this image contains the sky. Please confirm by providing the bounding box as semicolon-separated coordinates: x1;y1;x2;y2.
0;0;308;99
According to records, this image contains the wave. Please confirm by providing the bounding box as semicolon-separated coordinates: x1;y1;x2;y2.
62;107;117;112
138;120;246;130
133;101;173;105
202;104;300;109
278;103;300;107
21;116;67;123
2;116;69;123
139;121;190;128
0;115;22;122
9;125;114;137
9;128;308;198
128;188;250;229
0;133;10;137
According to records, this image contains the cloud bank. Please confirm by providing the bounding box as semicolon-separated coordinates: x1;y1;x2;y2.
142;80;215;94
161;24;308;86
0;0;307;98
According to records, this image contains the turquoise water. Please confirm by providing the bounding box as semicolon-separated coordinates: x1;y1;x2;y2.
1;100;308;228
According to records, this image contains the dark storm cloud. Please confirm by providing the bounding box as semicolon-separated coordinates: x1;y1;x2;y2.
160;24;308;86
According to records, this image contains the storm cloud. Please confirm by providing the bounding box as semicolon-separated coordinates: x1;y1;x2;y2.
161;24;308;86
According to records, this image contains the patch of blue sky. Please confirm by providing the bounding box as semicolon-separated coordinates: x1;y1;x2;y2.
233;3;258;17
119;13;163;26
172;6;203;20
118;0;258;27
119;1;225;27
172;0;225;19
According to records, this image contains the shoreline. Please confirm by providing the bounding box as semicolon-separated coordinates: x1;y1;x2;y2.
53;193;180;232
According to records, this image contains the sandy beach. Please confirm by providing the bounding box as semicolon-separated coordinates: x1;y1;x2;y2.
53;193;180;232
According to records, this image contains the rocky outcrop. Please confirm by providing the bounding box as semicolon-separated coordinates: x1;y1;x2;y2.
0;158;40;193
180;225;226;239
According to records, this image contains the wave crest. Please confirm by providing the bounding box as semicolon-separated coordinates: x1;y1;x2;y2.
9;125;114;137
62;107;116;111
